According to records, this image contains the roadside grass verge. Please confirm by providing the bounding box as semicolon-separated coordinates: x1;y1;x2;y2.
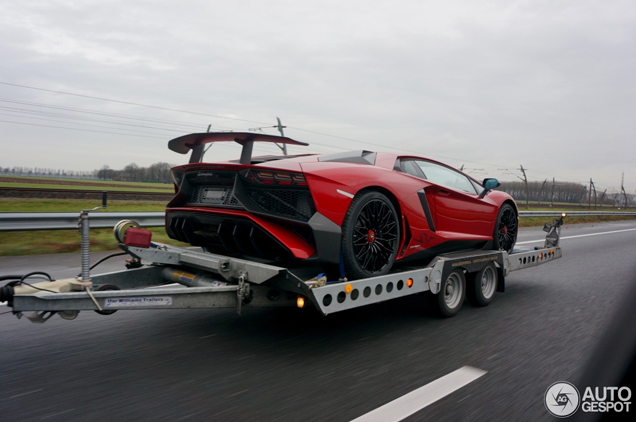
519;214;636;228
0;199;167;212
0;175;172;189
0;182;173;193
0;228;189;256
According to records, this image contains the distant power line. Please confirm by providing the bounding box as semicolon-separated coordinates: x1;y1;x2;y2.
0;81;272;125
0;81;627;189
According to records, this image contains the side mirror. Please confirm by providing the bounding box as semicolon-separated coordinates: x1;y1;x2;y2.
483;178;500;190
480;178;501;198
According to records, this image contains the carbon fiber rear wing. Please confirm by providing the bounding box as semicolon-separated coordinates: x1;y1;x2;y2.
168;132;309;164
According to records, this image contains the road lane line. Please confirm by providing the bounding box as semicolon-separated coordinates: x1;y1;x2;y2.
350;366;486;422
10;389;43;399
517;228;636;245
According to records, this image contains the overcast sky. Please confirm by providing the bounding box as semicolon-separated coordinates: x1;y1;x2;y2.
0;0;634;191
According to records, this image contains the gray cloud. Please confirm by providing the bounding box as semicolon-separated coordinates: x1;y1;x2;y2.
0;0;634;190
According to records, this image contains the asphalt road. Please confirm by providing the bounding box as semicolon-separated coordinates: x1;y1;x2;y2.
1;221;635;421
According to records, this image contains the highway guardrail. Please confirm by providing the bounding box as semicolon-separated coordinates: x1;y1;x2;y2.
0;211;635;231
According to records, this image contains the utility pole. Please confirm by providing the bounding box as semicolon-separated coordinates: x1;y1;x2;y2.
599;189;607;207
200;124;213;162
550;177;555;208
248;117;288;155
520;165;529;209
276;117;287;155
538;179;547;206
498;166;530;208
621;172;628;208
588;178;597;210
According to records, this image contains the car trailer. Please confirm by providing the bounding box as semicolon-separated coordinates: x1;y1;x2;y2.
0;202;566;323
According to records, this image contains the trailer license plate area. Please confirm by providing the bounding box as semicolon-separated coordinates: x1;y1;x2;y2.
105;297;172;308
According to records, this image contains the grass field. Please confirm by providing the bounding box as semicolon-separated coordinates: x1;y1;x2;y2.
0;199;179;256
0;199;634;256
0;199;167;213
0;175;173;192
0;183;172;193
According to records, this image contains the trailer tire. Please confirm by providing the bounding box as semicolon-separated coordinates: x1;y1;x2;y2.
467;263;497;307
428;269;465;317
94;284;120;315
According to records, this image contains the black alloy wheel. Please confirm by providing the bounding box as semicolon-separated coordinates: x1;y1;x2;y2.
341;191;400;279
493;203;518;254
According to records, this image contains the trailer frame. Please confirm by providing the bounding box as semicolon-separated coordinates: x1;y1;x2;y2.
1;214;566;323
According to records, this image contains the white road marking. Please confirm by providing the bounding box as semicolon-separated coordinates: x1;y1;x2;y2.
516;227;636;245
10;389;43;399
350;366;487;422
40;408;75;419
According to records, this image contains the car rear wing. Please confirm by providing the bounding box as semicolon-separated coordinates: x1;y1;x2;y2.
168;132;309;164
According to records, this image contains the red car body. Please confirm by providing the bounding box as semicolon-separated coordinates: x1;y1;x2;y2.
165;132;518;279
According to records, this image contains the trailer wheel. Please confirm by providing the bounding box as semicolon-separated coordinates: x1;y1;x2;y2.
467;263;497;307
94;284;120;315
429;269;465;317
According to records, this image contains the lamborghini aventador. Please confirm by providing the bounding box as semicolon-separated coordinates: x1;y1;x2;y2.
165;132;518;280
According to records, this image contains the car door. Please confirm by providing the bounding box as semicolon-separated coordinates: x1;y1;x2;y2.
412;160;497;238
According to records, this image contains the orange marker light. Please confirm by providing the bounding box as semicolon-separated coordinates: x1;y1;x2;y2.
407;278;414;288
297;297;305;308
345;284;353;294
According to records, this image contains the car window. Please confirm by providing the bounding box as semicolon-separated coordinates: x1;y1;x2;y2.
402;160;423;178
414;160;478;194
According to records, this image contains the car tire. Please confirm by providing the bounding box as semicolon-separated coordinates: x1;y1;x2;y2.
341;191;400;280
428;269;466;317
466;263;498;307
492;203;517;254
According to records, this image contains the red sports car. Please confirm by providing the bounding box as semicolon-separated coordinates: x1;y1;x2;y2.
165;132;518;280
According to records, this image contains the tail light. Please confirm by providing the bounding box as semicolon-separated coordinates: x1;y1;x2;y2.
244;170;307;186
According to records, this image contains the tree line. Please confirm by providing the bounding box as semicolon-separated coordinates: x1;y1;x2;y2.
0;166;98;179
96;162;174;183
0;162;174;184
1;165;632;204
499;180;632;207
